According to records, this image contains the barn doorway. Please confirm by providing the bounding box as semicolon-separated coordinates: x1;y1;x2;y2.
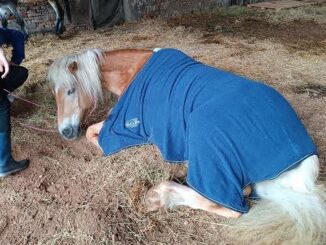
68;0;123;29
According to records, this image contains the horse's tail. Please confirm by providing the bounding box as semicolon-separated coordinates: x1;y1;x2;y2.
229;155;326;245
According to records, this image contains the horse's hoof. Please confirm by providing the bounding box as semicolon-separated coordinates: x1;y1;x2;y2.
243;185;252;197
145;184;163;212
145;181;176;212
169;164;188;179
24;33;29;41
55;27;64;36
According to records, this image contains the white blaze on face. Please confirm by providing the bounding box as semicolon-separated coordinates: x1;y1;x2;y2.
58;112;81;136
55;85;83;139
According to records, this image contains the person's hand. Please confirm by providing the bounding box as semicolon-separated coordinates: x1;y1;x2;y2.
0;48;9;79
86;121;104;150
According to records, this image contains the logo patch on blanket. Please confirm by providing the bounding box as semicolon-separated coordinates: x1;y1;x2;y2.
125;118;141;128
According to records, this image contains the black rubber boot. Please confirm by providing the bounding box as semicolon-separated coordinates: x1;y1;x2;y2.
0;131;29;177
0;97;29;177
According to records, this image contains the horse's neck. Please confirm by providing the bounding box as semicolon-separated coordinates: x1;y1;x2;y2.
100;49;153;97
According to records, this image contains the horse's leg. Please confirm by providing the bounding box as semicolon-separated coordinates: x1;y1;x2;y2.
6;2;28;39
85;121;104;149
0;8;8;29
63;0;71;23
145;181;250;218
48;0;64;35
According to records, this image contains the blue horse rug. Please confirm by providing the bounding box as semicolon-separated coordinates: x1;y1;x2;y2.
98;48;317;213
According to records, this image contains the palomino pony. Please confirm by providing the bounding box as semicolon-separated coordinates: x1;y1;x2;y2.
48;48;326;244
0;0;70;36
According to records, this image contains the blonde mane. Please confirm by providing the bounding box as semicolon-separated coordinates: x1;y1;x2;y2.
48;48;104;101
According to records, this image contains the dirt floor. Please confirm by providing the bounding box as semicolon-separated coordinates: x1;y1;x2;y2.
0;4;326;245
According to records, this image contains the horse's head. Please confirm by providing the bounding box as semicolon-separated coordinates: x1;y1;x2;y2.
48;49;104;140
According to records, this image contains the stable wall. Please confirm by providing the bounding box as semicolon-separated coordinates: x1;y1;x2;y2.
7;0;56;34
6;0;260;34
123;0;230;21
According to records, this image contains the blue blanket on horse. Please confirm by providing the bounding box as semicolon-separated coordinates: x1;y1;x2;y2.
98;48;317;213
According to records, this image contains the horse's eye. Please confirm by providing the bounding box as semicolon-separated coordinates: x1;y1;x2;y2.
67;88;75;95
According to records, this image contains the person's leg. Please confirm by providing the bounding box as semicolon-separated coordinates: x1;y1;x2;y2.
1;65;28;92
0;65;29;177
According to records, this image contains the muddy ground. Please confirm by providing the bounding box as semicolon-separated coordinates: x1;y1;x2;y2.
0;4;326;245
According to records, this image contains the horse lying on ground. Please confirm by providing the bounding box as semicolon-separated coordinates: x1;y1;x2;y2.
0;0;70;36
48;48;326;244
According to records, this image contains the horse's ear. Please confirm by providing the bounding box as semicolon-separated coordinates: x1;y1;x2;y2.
68;61;78;74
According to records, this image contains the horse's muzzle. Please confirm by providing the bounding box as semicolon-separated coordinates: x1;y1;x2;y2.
60;126;81;140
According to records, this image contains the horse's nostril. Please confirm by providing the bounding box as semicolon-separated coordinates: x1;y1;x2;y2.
62;127;73;138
